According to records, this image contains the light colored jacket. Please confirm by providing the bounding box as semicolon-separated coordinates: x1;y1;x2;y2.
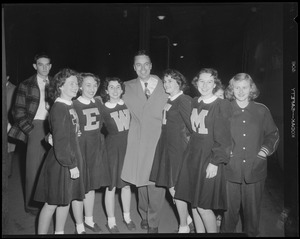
121;77;168;186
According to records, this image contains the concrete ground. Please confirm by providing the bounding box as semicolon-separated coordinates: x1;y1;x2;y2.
3;148;284;237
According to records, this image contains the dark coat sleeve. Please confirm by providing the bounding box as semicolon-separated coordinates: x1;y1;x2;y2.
13;83;34;134
260;106;280;156
211;99;233;165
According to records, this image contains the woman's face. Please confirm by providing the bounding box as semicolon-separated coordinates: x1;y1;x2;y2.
163;75;180;97
60;75;78;101
233;79;251;103
197;73;216;99
215;89;224;99
106;80;123;102
81;76;98;100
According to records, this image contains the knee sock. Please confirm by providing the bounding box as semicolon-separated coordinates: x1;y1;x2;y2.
108;217;116;228
76;223;85;234
85;216;94;227
123;212;131;223
187;215;193;225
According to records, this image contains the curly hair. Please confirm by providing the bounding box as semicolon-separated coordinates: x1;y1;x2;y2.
77;72;101;94
162;68;188;91
48;68;78;103
191;68;221;94
225;73;260;101
101;77;125;103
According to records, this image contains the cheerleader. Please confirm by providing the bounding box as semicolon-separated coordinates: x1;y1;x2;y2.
73;73;111;233
150;69;195;233
34;68;86;234
174;68;232;233
100;77;136;233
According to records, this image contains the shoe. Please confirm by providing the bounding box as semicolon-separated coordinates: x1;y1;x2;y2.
178;225;190;233
105;224;119;233
123;220;136;231
140;219;149;230
84;222;102;233
75;230;86;234
148;227;158;233
188;221;195;233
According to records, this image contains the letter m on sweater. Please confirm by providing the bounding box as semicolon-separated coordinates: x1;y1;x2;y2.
191;108;208;134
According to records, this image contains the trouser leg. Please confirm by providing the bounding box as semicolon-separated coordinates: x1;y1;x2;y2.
241;180;265;237
147;184;166;228
138;186;148;221
221;181;242;233
25;120;47;211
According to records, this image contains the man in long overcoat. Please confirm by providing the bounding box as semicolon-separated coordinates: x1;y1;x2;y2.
121;50;168;233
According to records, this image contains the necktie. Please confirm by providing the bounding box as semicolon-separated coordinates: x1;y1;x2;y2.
144;82;151;99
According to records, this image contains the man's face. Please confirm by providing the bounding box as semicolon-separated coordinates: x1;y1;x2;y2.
33;57;52;79
133;55;152;81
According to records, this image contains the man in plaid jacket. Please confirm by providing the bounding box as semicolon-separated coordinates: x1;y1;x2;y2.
8;53;53;215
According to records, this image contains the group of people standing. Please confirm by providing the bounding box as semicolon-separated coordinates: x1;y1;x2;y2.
7;50;279;236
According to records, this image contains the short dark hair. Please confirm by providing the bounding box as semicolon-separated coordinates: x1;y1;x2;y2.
34;52;51;63
102;77;125;102
134;50;151;63
162;68;187;91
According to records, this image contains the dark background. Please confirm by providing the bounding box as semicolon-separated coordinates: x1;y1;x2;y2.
3;3;284;85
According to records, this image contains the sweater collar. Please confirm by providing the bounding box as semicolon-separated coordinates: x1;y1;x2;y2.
198;95;218;103
55;97;72;105
105;99;124;109
169;91;183;101
77;96;95;105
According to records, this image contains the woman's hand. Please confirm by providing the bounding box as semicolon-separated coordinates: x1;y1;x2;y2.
47;134;53;146
70;167;80;179
206;163;218;178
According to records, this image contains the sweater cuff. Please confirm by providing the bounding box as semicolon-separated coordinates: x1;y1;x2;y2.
260;146;270;156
